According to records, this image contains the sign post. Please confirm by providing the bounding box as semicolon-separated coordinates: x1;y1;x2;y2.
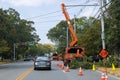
13;43;16;61
99;0;108;75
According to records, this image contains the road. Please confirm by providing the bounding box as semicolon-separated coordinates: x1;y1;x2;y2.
0;61;120;80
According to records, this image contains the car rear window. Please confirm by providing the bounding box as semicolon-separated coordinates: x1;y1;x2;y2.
36;57;49;61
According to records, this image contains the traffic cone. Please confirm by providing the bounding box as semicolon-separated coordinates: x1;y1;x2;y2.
61;64;64;70
92;64;96;71
56;61;60;67
59;63;62;68
105;74;108;80
65;65;70;72
112;63;115;70
101;72;105;80
78;67;83;76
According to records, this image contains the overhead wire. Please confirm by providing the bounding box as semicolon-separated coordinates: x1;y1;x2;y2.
74;0;112;25
35;20;63;23
26;7;74;19
32;14;62;20
75;0;100;17
76;0;91;17
26;0;106;24
89;5;98;17
25;7;77;23
88;0;113;25
26;10;62;19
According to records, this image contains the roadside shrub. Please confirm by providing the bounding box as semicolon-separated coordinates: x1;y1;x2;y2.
69;57;92;69
87;56;93;62
97;55;120;68
69;55;120;69
69;58;79;69
80;62;92;69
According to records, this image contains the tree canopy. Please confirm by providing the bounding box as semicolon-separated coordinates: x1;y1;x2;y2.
47;0;120;56
0;8;40;59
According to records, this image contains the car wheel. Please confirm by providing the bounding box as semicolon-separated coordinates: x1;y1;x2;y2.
34;68;37;70
48;67;51;70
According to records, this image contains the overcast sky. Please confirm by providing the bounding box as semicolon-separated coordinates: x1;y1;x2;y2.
0;0;99;44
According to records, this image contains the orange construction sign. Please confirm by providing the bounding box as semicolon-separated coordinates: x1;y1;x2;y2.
99;49;109;58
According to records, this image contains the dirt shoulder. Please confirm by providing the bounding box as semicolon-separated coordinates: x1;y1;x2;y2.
97;67;120;78
0;59;12;64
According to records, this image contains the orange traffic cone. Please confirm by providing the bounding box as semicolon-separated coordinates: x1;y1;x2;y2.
59;63;62;68
78;67;83;76
105;74;108;80
61;64;64;70
56;62;59;66
65;65;70;72
56;61;60;67
101;72;105;80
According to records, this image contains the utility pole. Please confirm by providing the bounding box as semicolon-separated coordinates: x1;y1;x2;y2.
13;43;16;61
100;0;106;49
99;0;108;76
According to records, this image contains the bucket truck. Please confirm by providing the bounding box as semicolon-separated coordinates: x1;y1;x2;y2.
61;3;85;66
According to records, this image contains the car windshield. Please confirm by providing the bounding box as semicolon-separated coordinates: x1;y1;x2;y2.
36;56;49;61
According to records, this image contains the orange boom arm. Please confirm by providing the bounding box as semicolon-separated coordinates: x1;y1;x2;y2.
61;3;78;47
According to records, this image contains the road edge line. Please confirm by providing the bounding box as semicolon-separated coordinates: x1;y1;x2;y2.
96;70;120;80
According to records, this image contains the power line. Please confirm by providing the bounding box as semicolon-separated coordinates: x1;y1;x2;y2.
25;1;99;20
87;0;113;26
34;20;63;23
32;11;76;20
75;0;99;17
92;7;98;16
33;14;62;19
26;10;62;19
65;4;99;7
26;0;107;24
25;7;75;20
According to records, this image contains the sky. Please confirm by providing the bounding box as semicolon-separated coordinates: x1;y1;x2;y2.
0;0;100;44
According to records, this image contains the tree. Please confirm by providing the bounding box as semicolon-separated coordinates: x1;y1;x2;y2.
0;8;40;59
28;43;54;57
47;0;120;57
47;20;70;53
47;17;102;56
105;0;120;55
0;39;10;53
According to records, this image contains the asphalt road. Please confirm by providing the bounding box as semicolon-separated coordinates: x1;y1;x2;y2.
0;61;33;80
0;61;120;80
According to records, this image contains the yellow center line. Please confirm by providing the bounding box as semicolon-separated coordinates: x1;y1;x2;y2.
16;67;34;80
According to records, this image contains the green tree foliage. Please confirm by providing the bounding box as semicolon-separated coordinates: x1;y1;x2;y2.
0;8;40;59
105;0;120;55
47;21;70;53
47;17;102;56
28;43;54;56
77;17;102;56
47;0;120;57
0;39;10;53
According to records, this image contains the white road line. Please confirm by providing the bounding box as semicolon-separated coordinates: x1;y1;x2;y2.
96;70;120;80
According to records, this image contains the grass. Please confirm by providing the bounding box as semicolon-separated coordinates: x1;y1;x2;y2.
0;59;12;64
97;67;120;77
0;61;9;64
